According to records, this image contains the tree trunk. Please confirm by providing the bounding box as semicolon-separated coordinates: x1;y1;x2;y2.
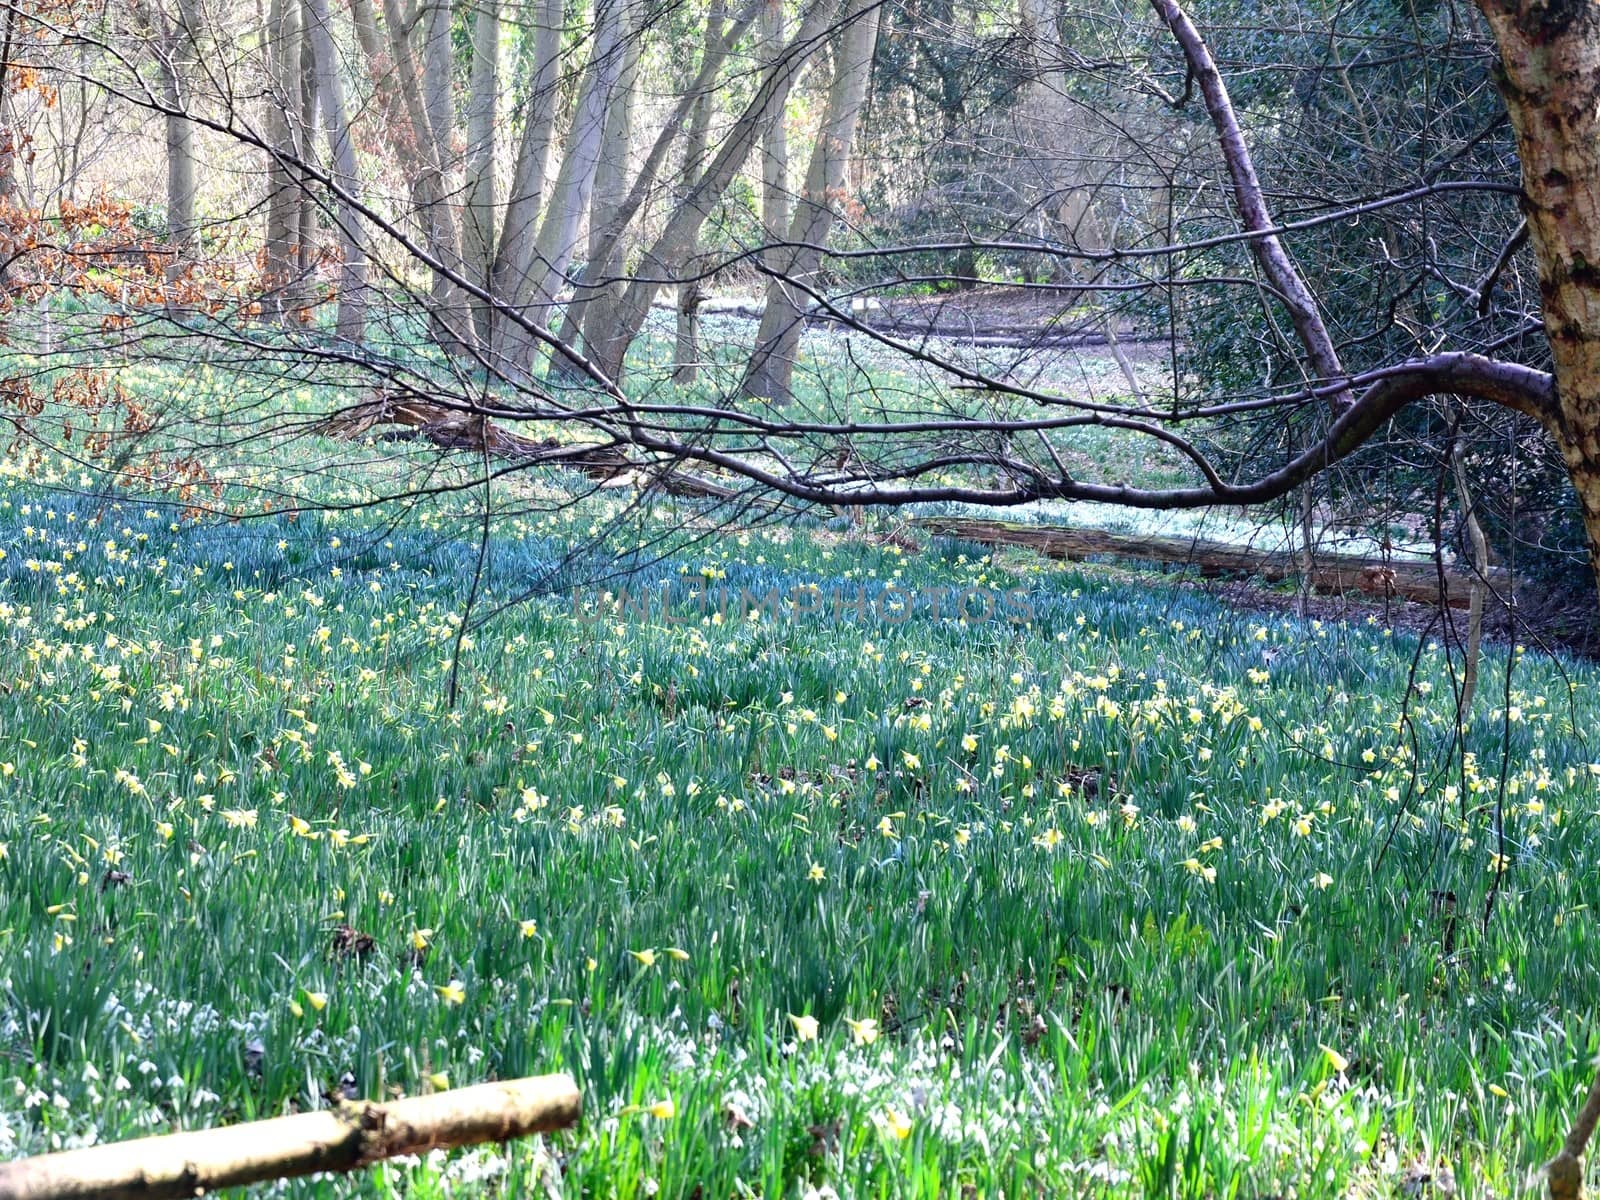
586;0;844;384
554;12;640;357
263;0;305;319
375;0;473;353
303;0;367;341
496;0;627;376
463;0;502;342
296;10;319;300
1477;0;1600;600
743;0;879;401
147;0;200;279
0;4;17;201
489;0;563;368
670;0;728;384
758;0;789;266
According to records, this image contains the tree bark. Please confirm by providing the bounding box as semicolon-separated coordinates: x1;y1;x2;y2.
463;0;503;342
374;0;473;352
0;1075;580;1200
142;0;200;278
489;0;564;367
1476;0;1600;602
263;0;306;319
304;0;368;341
586;0;844;384
554;10;640;356
670;0;728;384
494;0;628;376
743;0;879;401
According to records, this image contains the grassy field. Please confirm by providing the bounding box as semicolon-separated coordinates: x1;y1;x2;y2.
0;419;1597;1199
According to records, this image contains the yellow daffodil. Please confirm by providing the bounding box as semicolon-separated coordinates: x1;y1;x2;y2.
630;948;658;968
435;980;466;1005
788;1013;819;1042
880;1107;913;1140
846;1017;879;1045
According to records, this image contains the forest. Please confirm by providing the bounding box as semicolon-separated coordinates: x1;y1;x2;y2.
3;0;1600;1196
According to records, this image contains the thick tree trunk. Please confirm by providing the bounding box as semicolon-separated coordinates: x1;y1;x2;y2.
743;0;879;401
304;0;367;341
1477;0;1600;600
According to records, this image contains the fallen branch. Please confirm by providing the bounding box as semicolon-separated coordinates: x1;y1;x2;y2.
913;516;1508;608
313;393;739;501
0;1073;581;1200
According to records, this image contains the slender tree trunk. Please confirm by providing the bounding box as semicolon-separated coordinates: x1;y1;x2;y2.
521;0;628;326
421;0;452;174
145;0;200;279
556;0;758;380
0;4;17;201
263;0;305;318
555;13;639;356
489;0;564;369
296;11;319;299
758;0;789;270
587;0;844;384
376;0;473;352
671;0;728;384
304;0;367;341
1450;433;1488;717
1477;0;1600;600
743;0;879;401
464;0;502;341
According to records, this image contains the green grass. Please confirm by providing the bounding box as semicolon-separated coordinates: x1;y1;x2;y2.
0;452;1596;1198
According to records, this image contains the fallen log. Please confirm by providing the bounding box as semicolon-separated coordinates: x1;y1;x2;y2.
913;516;1507;608
0;1073;581;1200
313;393;738;501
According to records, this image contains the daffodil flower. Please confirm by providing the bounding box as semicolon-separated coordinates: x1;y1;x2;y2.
630;948;658;968
846;1017;879;1045
788;1013;819;1042
879;1107;913;1140
435;980;466;1005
